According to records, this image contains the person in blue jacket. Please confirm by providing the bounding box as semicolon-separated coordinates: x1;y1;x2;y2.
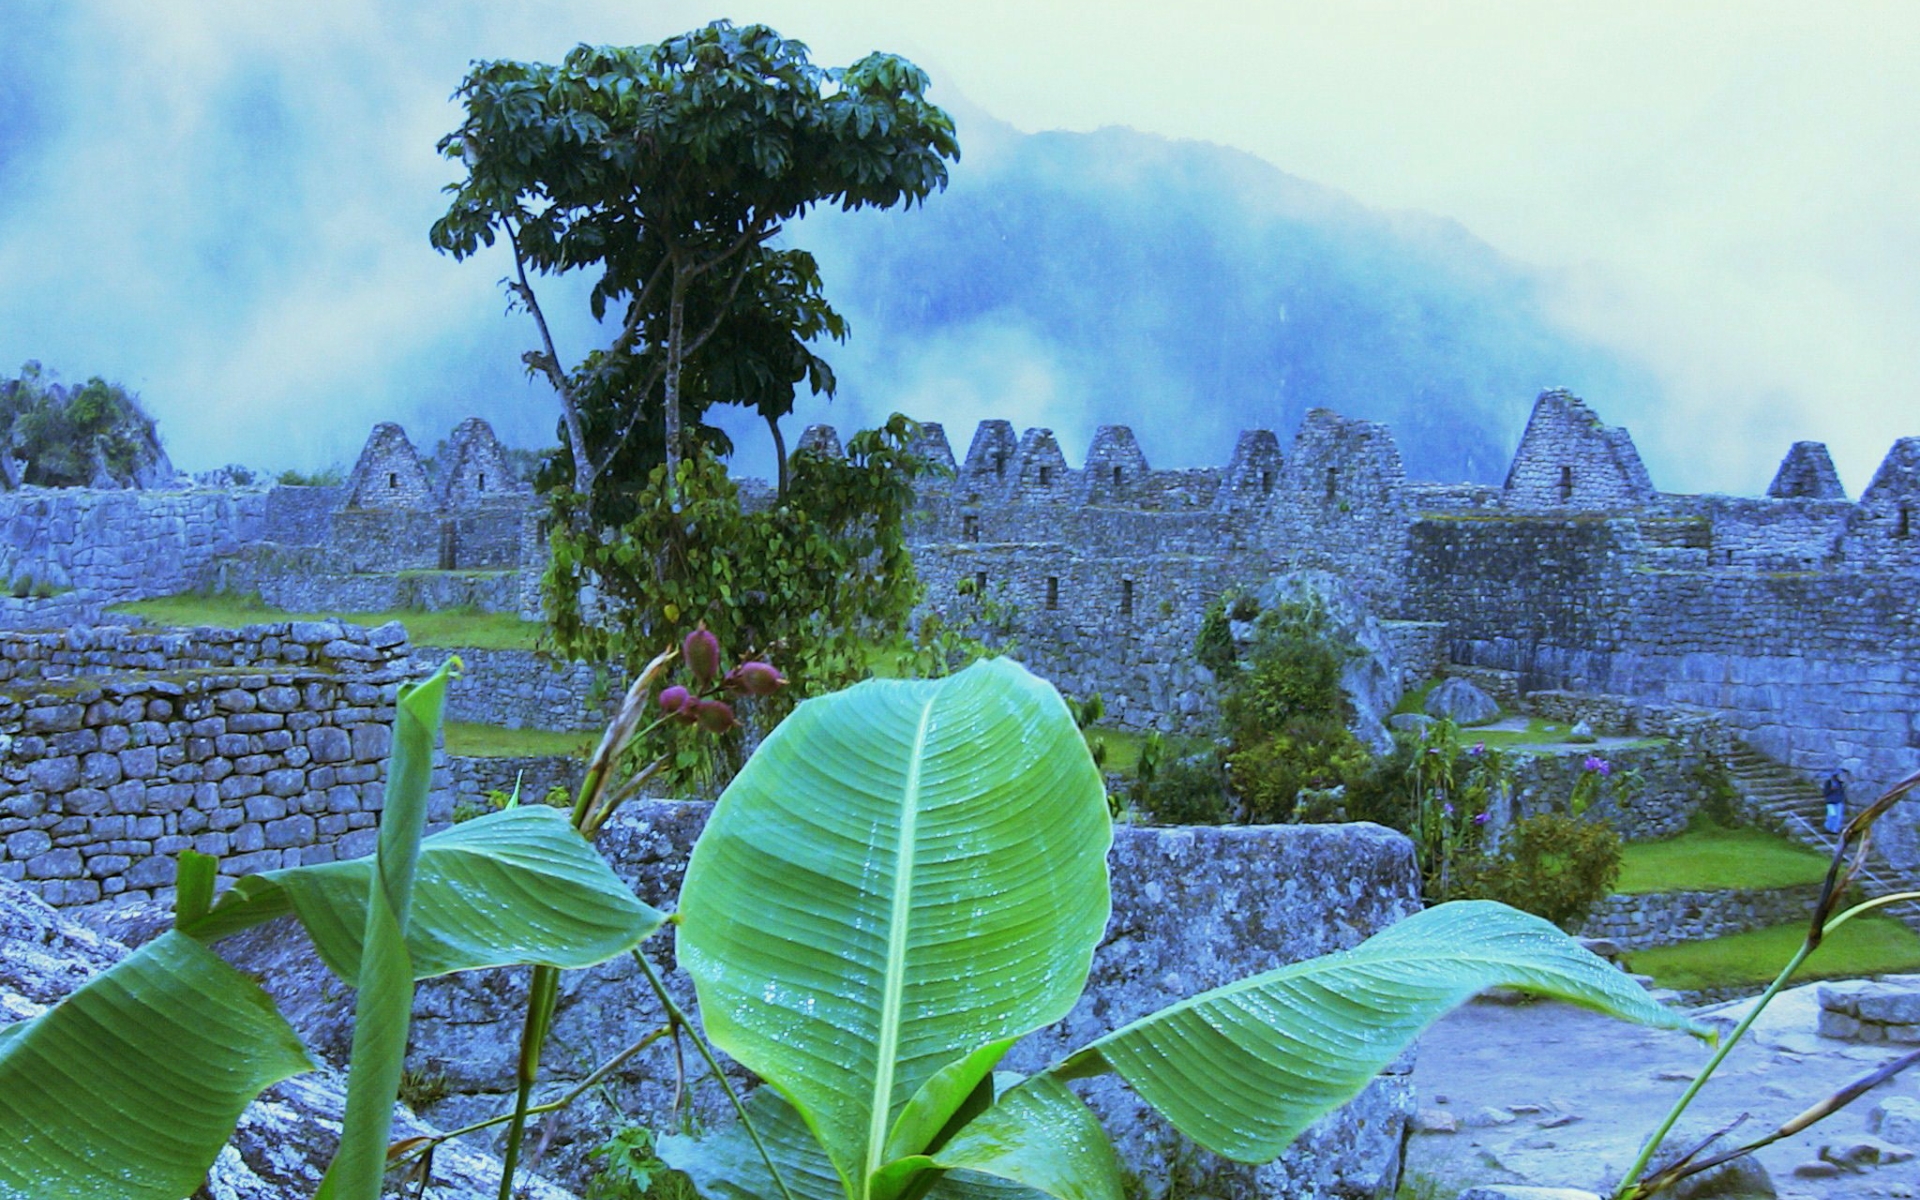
1823;769;1849;835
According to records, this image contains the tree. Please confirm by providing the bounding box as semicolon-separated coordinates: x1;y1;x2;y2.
430;21;959;510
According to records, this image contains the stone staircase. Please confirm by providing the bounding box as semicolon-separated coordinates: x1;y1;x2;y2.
1726;744;1920;934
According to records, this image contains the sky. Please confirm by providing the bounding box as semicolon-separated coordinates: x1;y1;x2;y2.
0;0;1914;494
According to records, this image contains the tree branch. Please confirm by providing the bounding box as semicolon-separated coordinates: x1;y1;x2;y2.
507;221;594;497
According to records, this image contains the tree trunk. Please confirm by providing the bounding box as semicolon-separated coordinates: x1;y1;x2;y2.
768;412;788;498
663;271;687;507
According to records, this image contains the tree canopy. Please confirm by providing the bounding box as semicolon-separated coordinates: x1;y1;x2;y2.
430;20;960;514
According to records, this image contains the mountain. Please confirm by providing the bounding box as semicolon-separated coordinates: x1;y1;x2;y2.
784;110;1657;484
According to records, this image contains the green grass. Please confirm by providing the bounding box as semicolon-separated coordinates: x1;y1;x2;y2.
1084;726;1209;775
109;592;544;651
443;721;595;759
1616;822;1831;894
1391;679;1442;716
1628;916;1920;991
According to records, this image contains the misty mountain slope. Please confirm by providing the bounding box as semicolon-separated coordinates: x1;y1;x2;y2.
794;117;1657;483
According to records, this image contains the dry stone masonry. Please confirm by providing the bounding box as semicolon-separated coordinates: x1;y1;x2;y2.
0;621;417;906
0;391;1915;858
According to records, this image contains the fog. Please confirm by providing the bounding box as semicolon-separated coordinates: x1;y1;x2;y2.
2;1;1913;495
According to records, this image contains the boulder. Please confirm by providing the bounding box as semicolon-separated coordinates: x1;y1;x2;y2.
1870;1096;1920;1148
0;876;576;1199
1425;678;1500;725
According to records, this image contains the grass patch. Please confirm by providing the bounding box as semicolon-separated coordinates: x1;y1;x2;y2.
443;721;595;759
1628;916;1920;991
109;592;544;651
1616;821;1831;894
1084;726;1209;776
1392;679;1442;717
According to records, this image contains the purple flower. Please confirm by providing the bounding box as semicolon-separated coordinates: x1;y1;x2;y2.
1443;803;1455;817
1583;755;1612;777
1468;743;1486;757
1473;812;1490;826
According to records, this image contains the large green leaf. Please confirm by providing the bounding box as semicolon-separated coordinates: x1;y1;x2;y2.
182;805;666;979
1054;900;1709;1162
676;658;1112;1200
0;930;314;1200
662;1088;850;1200
882;1075;1124;1200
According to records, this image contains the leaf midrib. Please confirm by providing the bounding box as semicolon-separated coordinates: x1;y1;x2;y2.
864;691;937;1194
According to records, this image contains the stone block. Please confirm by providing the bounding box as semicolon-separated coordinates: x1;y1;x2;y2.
308;727;352;764
258;685;302;713
116;745;158;779
215;733;251;757
5;829;52;858
244;795;288;822
79;752;122;789
264;769;306;799
64;788;110;817
131;816;163;839
86;854;131;878
351;724;391;763
214;687;257;713
218;775;264;802
228;713;284;734
194;831;232;857
1869;1096;1920;1147
107;780;148;814
27;755;79;793
25;847;82;878
264;815;316;849
1856;985;1920;1025
233;823;266;853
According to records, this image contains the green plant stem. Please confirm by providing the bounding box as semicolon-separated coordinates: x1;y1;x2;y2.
394;1024;673;1172
498;965;562;1200
631;949;796;1200
1614;888;1920;1200
1613;942;1810;1200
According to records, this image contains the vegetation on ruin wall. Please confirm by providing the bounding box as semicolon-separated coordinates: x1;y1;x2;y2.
0;655;1697;1200
0;360;170;489
109;593;543;652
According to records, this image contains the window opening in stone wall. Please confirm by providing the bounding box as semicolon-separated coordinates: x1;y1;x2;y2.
1898;505;1912;539
388;472;398;489
963;514;979;541
1558;465;1574;504
974;570;987;593
1112;465;1124;488
1046;576;1059;610
1120;579;1133;616
993;453;1006;478
478;473;486;492
1038;465;1052;487
1260;469;1273;494
1324;467;1338;500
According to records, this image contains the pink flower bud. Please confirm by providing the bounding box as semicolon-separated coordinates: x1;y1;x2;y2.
693;698;737;734
724;661;787;697
683;626;721;686
658;685;692;714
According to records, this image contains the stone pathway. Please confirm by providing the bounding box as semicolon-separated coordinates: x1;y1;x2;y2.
1408;987;1920;1200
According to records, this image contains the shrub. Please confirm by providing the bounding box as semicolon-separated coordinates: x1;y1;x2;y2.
1140;756;1233;825
1195;597;1235;675
1463;812;1623;930
7;574;29;599
1228;714;1370;824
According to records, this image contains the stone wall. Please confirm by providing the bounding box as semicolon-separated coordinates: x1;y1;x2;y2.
228;799;1423;1200
438;647;613;731
200;544;524;615
1504;738;1704;842
1580;885;1822;950
445;753;582;811
0;621;414;907
1403;512;1920;856
0;487;268;617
